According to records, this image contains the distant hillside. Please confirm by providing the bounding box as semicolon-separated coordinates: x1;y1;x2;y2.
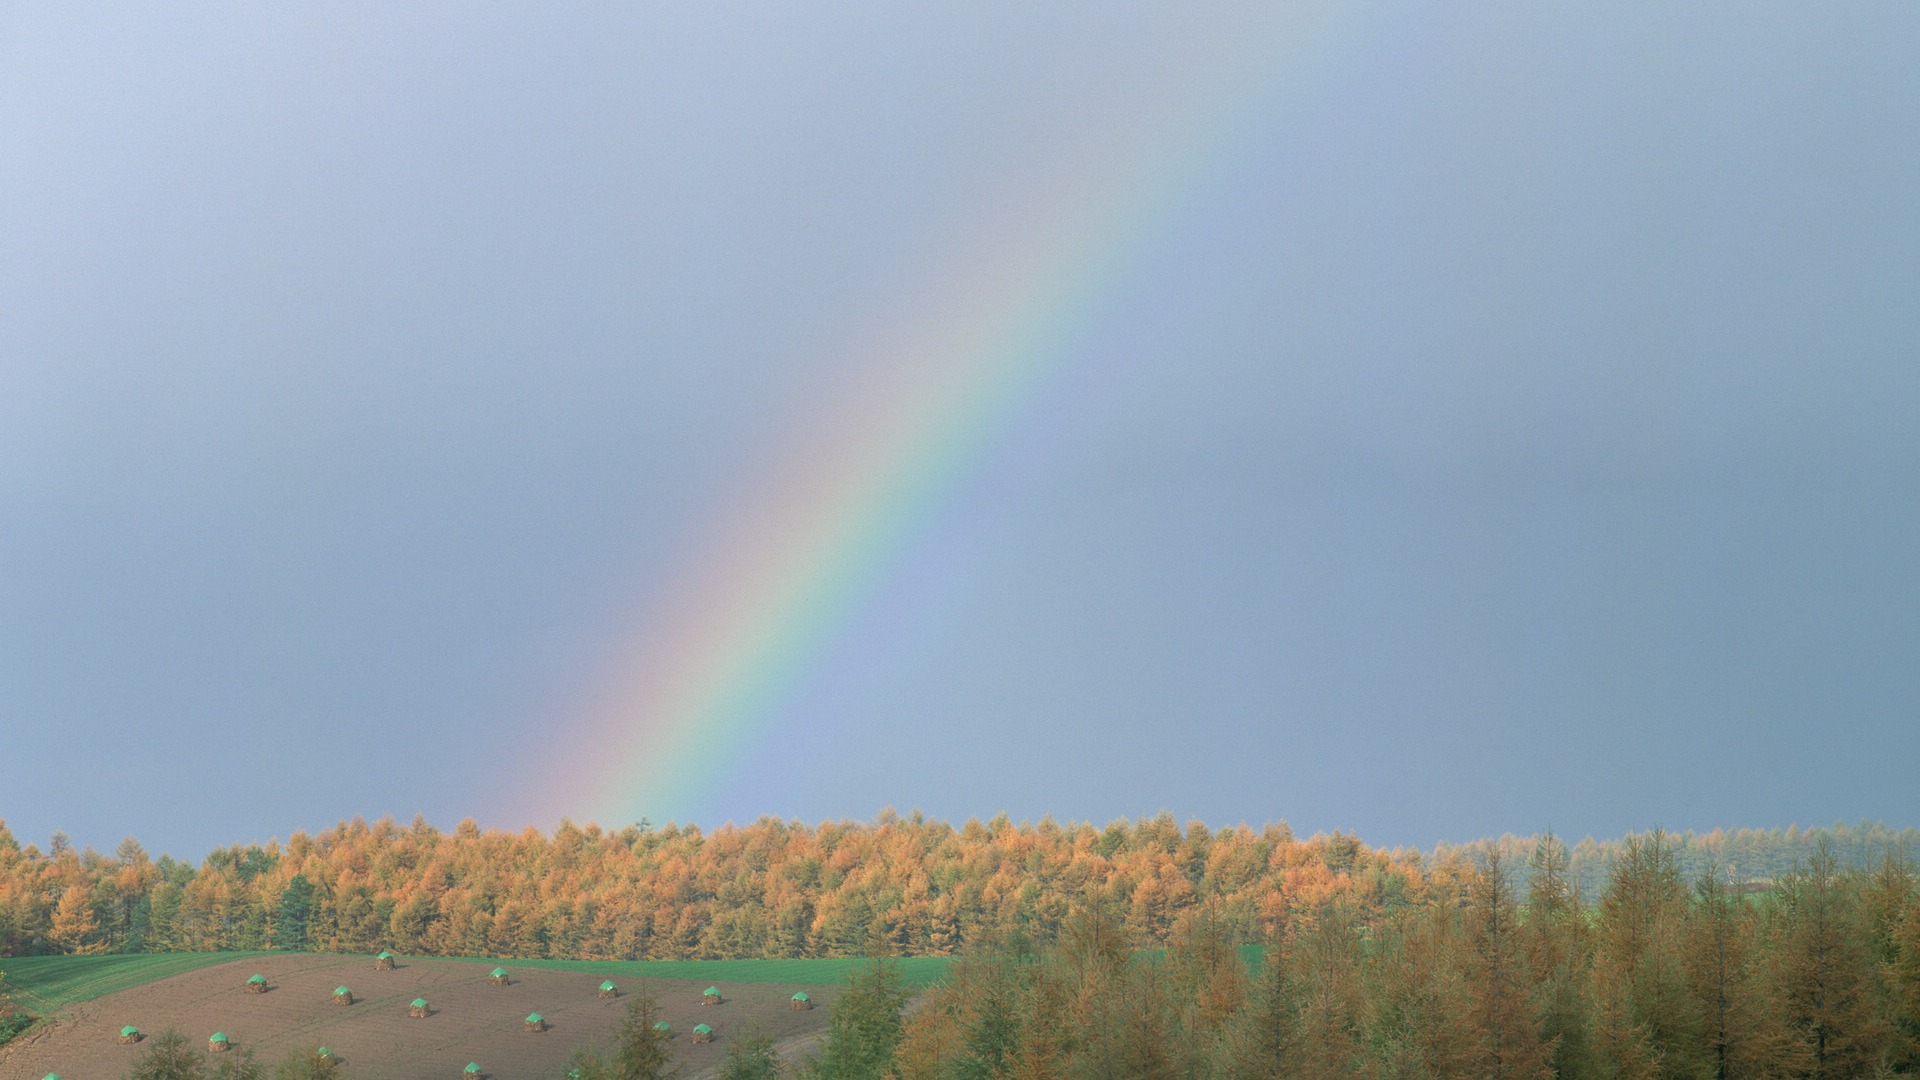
1437;819;1920;900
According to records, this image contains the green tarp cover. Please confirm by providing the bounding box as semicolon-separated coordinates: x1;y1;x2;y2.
791;992;809;1001
653;1021;671;1031
491;967;507;977
694;1024;712;1034
377;951;394;959
121;1025;140;1036
210;1033;228;1042
317;1048;332;1057
335;987;351;995
600;980;617;990
248;974;266;983
466;1065;481;1074
411;998;429;1008
526;1013;543;1023
703;986;720;995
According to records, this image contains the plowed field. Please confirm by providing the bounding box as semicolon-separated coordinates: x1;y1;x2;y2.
0;954;840;1079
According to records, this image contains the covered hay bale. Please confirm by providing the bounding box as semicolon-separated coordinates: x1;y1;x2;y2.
465;1064;482;1078
409;997;431;1018
701;985;722;1005
208;1032;230;1053
692;1023;714;1044
316;1047;334;1060
598;979;619;999
333;986;354;1006
524;1012;546;1033
118;1025;142;1044
790;991;811;1010
488;967;509;987
245;974;268;994
375;950;397;970
652;1021;673;1039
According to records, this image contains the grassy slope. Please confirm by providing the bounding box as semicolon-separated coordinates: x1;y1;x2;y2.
0;952;274;1013
1;951;953;1013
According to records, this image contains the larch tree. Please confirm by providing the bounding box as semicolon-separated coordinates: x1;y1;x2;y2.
1217;916;1302;1080
1774;838;1886;1079
1683;865;1792;1080
1460;851;1553;1080
1594;829;1698;1080
1287;903;1373;1080
48;880;102;954
1525;832;1596;1080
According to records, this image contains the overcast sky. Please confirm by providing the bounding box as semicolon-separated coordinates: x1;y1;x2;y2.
3;3;1916;862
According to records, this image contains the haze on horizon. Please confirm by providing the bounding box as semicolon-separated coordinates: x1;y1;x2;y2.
3;3;1917;863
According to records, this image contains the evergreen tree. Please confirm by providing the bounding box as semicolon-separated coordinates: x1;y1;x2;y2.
1594;830;1698;1080
269;1047;342;1080
719;1024;783;1080
1460;851;1553;1079
1775;838;1885;1079
1218;917;1301;1080
947;955;1025;1080
209;1047;263;1080
802;960;909;1080
612;984;679;1080
1525;833;1595;1080
1888;901;1920;1073
124;1029;207;1080
1288;903;1372;1080
1683;865;1792;1080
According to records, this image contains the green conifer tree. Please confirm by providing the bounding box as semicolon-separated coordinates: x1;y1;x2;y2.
801;960;908;1080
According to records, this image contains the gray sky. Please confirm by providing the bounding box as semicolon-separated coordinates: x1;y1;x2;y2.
3;3;1916;861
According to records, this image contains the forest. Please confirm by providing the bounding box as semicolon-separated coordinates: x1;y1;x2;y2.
89;828;1920;1078
5;818;1920;1076
0;816;1912;962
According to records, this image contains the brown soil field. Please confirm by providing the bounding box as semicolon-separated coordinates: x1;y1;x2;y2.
0;956;843;1080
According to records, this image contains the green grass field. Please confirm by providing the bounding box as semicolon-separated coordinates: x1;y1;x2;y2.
0;951;275;1013
0;951;954;1016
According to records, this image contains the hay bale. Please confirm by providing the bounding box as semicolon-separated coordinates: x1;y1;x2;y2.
209;1032;230;1053
245;974;268;994
409;998;431;1019
464;1064;482;1078
598;980;619;999
333;986;354;1006
790;991;811;1010
653;1021;673;1039
488;967;510;987
525;1012;546;1033
118;1025;142;1044
692;1023;714;1044
701;986;722;1006
375;951;397;970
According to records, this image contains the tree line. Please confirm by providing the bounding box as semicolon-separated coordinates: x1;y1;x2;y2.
107;832;1920;1077
888;835;1920;1079
0;815;1911;966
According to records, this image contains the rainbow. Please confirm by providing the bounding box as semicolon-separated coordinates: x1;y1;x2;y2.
537;6;1374;829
